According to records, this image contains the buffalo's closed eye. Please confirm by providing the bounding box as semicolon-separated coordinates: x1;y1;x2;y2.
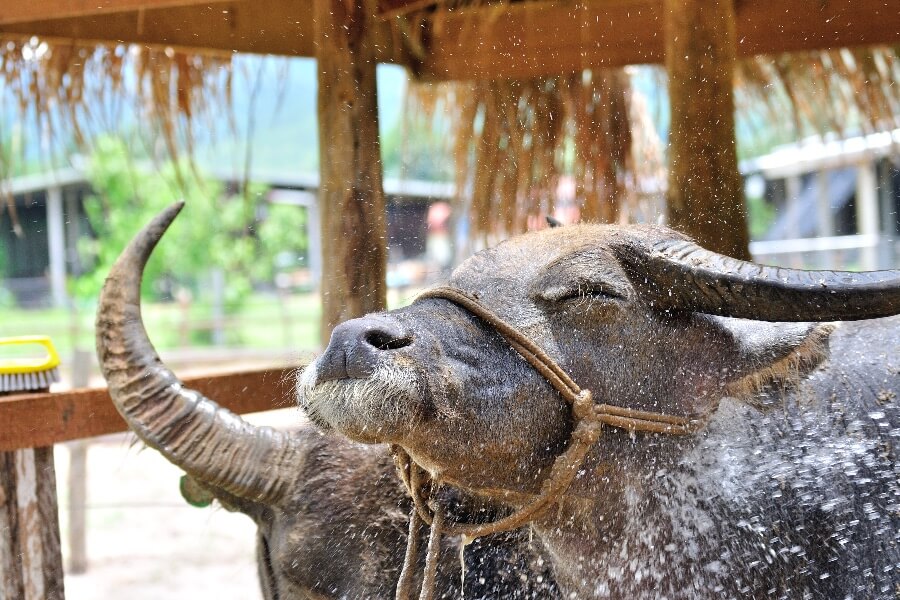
563;286;623;303
541;284;625;304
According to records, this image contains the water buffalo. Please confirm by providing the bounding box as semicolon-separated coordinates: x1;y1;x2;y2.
299;220;900;599
96;203;559;599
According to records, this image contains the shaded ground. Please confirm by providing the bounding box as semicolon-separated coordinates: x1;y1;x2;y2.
55;409;303;599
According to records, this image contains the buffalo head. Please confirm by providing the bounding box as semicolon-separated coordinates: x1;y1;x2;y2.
95;204;561;599
298;223;899;498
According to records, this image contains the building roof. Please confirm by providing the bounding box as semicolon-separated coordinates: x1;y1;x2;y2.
7;167;87;195
6;164;455;201
741;128;900;179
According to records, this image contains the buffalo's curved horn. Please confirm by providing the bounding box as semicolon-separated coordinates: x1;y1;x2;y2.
96;202;301;506
620;238;900;321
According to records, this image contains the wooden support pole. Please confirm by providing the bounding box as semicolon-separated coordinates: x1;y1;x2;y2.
66;349;91;575
1;385;65;600
66;442;87;575
663;0;751;260
314;0;388;344
0;452;25;599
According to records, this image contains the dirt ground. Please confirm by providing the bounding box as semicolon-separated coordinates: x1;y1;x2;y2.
55;408;303;600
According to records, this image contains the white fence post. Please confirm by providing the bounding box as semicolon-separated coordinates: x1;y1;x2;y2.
46;186;67;309
856;161;880;270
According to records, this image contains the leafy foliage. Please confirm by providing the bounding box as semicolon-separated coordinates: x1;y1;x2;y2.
381;115;454;182
74;137;306;309
746;193;777;241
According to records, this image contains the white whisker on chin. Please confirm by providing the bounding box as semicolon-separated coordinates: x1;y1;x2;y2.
295;361;424;442
295;361;319;403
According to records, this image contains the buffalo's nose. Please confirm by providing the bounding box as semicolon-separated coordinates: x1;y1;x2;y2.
315;316;413;384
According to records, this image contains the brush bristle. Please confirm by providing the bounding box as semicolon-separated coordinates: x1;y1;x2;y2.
0;367;60;393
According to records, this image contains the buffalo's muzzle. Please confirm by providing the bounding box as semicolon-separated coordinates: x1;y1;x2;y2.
315;316;413;383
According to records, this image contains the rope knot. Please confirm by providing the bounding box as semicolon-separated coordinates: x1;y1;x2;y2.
572;389;594;420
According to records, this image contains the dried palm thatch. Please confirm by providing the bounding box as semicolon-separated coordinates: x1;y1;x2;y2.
404;69;660;241
400;48;900;241
0;37;231;223
394;3;900;239
1;38;231;156
396;1;651;239
735;46;900;145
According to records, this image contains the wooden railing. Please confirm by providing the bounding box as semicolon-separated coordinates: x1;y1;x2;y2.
0;367;296;600
0;367;296;452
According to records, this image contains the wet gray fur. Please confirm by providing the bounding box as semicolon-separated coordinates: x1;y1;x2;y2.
300;223;900;599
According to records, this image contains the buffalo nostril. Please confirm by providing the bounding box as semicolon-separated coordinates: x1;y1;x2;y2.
364;329;413;351
317;317;411;382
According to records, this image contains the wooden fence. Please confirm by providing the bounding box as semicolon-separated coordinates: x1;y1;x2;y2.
0;367;294;600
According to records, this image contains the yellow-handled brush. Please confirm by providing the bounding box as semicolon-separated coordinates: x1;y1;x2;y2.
0;336;61;393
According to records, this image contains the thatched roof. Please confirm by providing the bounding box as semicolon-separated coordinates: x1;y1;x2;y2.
0;41;231;183
1;1;899;237
404;48;900;238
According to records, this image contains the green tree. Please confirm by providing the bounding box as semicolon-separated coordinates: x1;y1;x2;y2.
258;202;309;282
381;116;454;182
75;137;305;310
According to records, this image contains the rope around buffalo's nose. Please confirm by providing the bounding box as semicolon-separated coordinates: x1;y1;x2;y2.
392;286;705;600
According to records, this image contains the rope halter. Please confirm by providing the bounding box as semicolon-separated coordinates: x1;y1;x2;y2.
393;285;705;600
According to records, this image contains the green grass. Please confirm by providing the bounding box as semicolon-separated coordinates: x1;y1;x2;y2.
0;291;322;360
0;286;425;365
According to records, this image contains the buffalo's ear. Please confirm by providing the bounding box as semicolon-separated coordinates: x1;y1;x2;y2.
712;318;834;408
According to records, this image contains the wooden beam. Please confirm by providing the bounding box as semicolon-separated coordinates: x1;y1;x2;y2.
415;0;900;80
0;0;405;63
377;0;438;19
418;1;662;80
3;0;896;77
315;0;389;343
737;0;900;56
664;0;750;260
0;367;297;451
0;0;230;26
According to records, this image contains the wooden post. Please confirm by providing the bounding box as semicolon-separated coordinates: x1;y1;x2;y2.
663;0;751;260
66;442;87;575
66;348;91;575
1;385;66;600
314;0;388;344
